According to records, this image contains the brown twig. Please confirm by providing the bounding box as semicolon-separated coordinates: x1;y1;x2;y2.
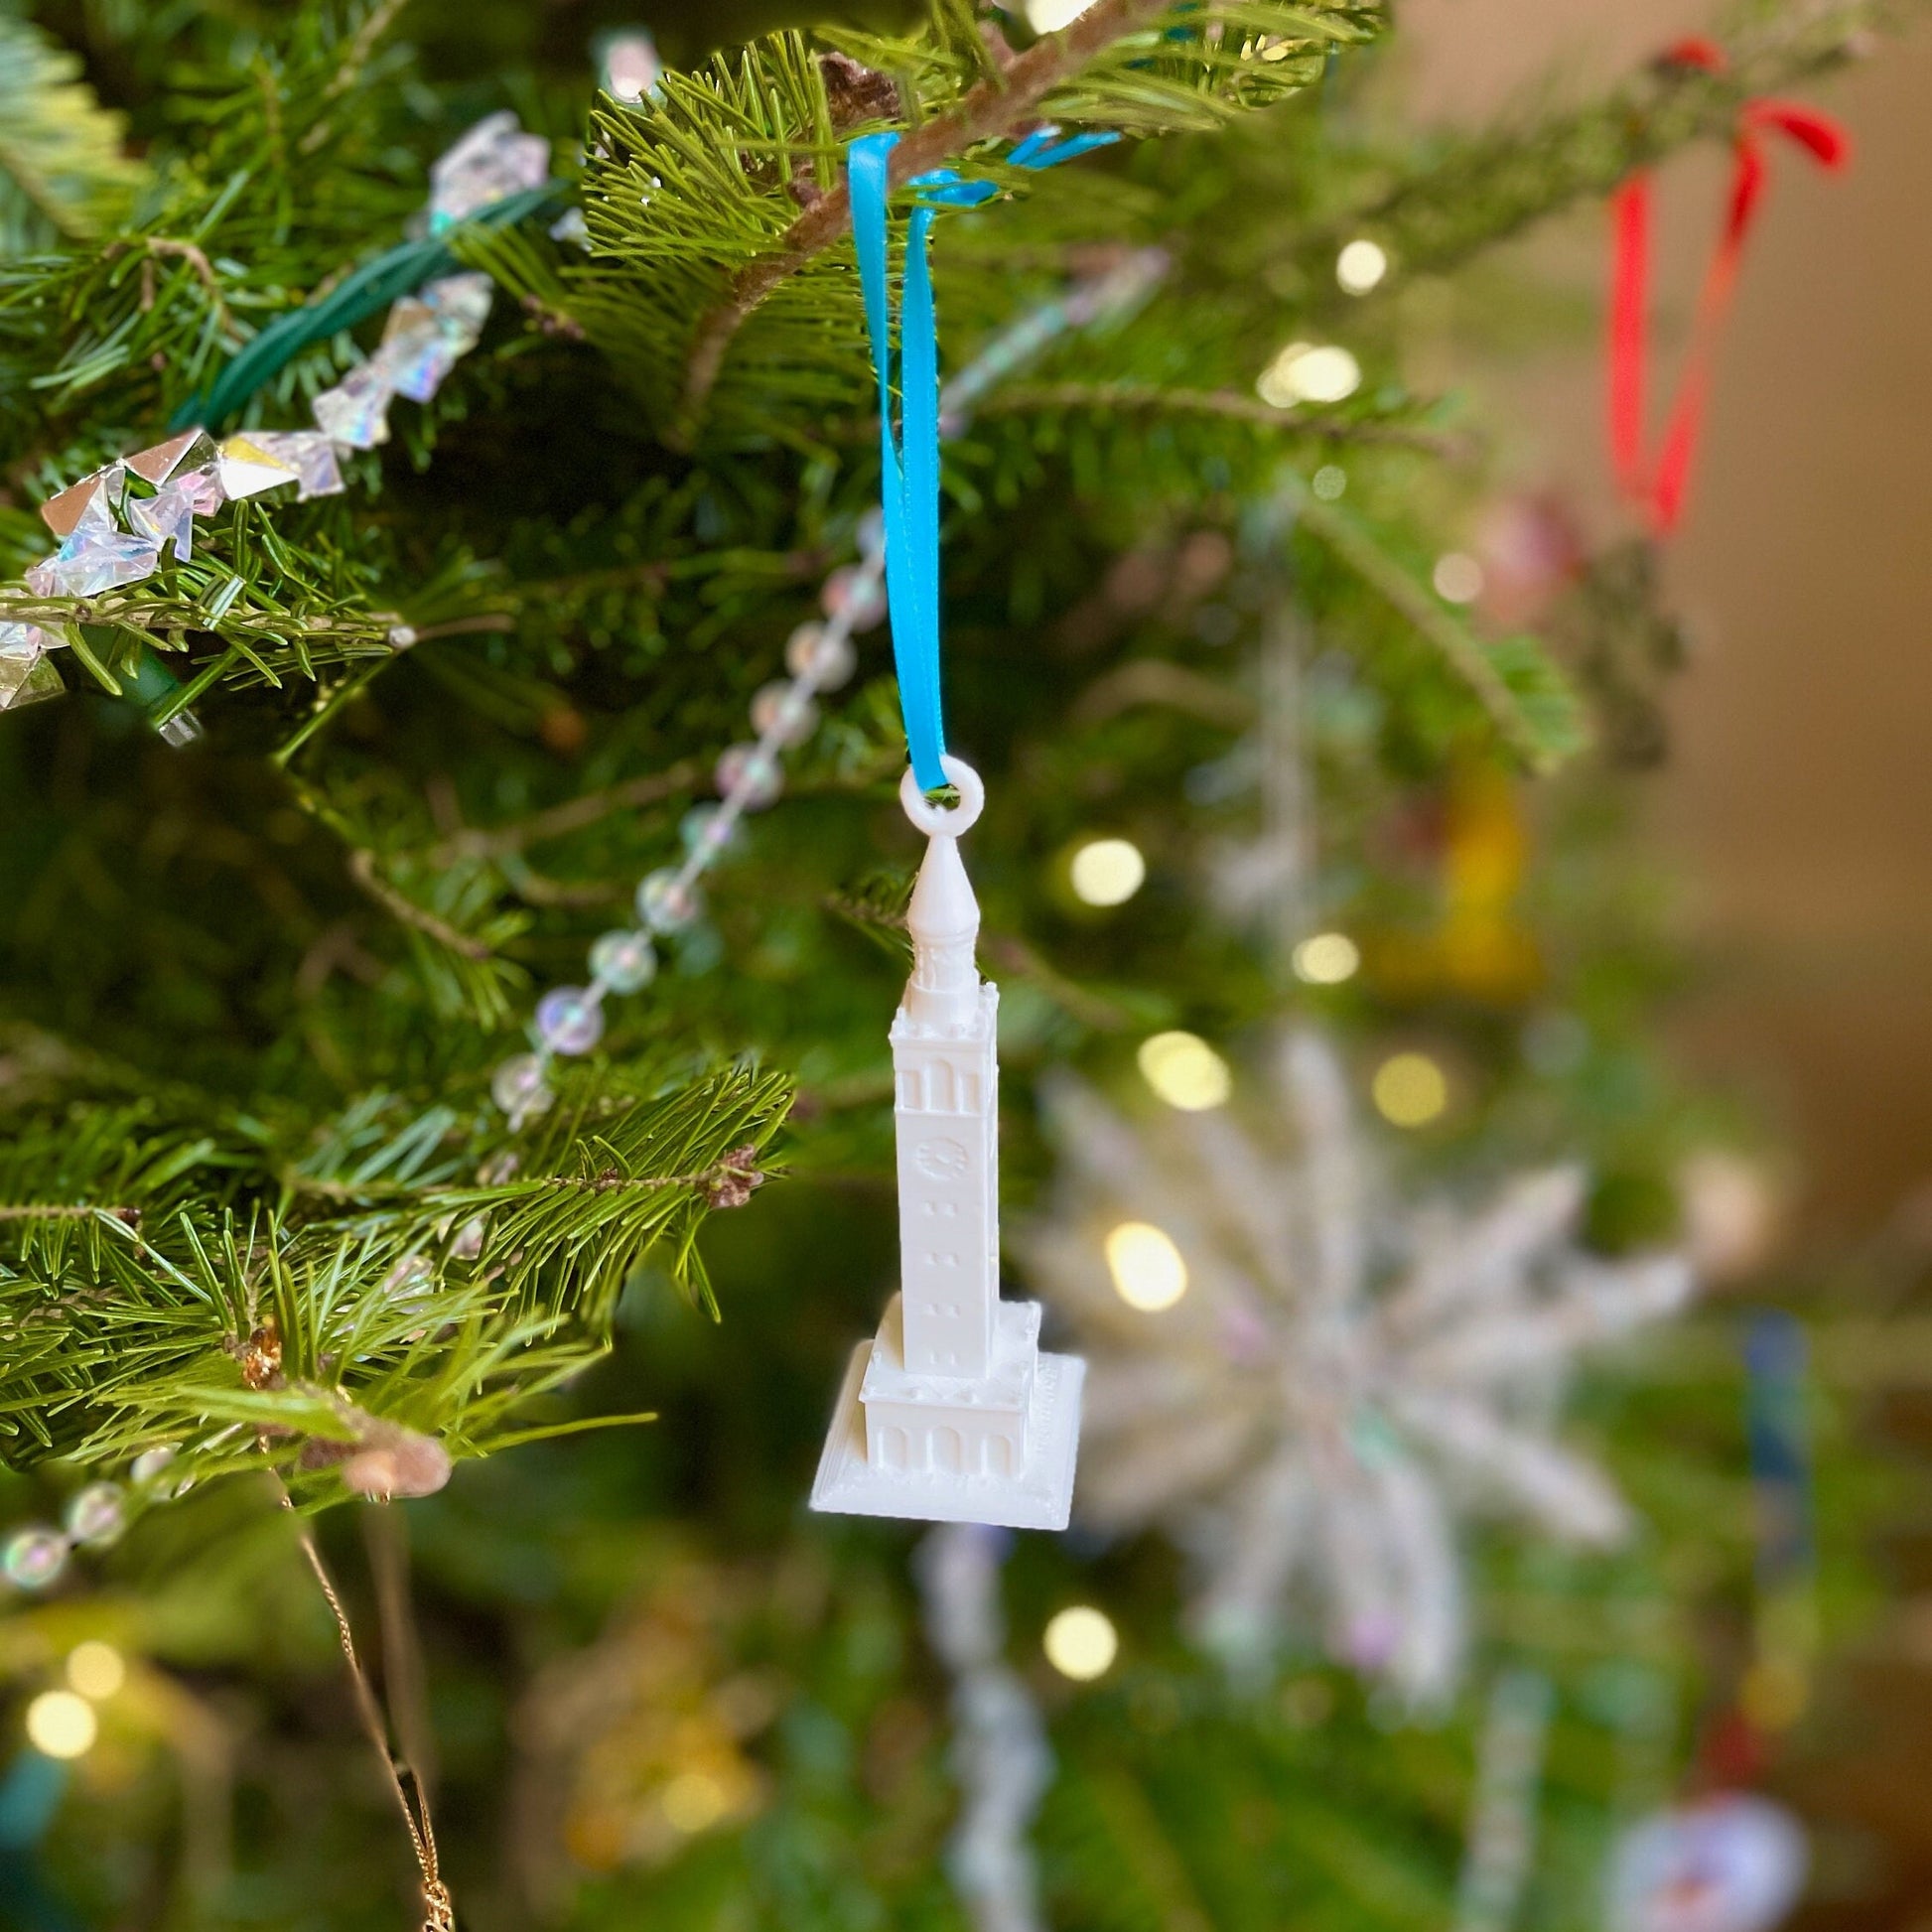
403;616;516;643
346;849;494;960
974;381;1476;460
0;1202;139;1225
1294;490;1545;766
1070;657;1256;729
670;0;1171;446
425;758;704;865
104;237;230;329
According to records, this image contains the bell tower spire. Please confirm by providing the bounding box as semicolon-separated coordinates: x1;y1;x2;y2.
812;760;1084;1530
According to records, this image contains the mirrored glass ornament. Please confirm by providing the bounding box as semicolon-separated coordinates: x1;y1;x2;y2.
535;986;605;1055
716;742;782;809
40;464;125;540
491;1051;554;1121
26;528;161;598
589;929;658;994
64;1483;125;1547
124;480;199;562
0;624;63;712
785;621;857;689
215;434;300;501
3;1527;69;1590
751;679;818;747
421;273;494;338
375;322;464;404
126;429;217;488
253;431;345;500
636;868;702;934
821;565;886;631
174;464;226;515
429;110;550;227
313;363;396;450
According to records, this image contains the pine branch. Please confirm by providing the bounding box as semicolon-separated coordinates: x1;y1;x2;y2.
972;380;1474;459
0;10;146;253
1293;0;1896;291
668;0;1173;445
346;850;497;963
1290;483;1587;770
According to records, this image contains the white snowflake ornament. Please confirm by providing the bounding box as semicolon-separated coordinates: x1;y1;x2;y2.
1019;1030;1693;1701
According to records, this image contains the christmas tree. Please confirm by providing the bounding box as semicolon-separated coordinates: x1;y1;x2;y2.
0;1;1899;1926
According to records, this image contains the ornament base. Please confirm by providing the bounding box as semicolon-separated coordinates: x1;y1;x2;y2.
811;1299;1084;1531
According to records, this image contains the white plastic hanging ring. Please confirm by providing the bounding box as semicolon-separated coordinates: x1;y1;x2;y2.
900;758;984;837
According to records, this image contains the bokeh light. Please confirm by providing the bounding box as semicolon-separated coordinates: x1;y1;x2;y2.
1335;238;1389;294
1372;1052;1449;1127
1257;342;1361;408
67;1641;126;1702
1292;932;1360;984
1070;837;1147;906
1104;1221;1189;1311
26;1690;96;1759
1138;1032;1232;1111
1432;551;1485;604
1043;1606;1119;1681
660;1769;729;1835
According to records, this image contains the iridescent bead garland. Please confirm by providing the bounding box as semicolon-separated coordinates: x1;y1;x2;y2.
489;522;885;1126
488;246;1171;1128
0;1447;180;1594
0;113;551;728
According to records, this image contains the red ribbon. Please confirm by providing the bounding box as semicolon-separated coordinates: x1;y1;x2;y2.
1607;40;1849;536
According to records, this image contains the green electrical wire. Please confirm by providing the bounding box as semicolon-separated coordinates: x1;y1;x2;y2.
135;182;564;732
169;183;563;433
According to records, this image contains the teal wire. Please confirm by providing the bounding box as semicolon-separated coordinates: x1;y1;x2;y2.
170;184;564;433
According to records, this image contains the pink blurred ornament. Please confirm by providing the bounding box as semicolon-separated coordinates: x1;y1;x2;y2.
1473;493;1583;627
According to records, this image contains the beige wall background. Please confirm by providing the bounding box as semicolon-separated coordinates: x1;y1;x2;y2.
1403;0;1932;1235
1393;12;1932;1920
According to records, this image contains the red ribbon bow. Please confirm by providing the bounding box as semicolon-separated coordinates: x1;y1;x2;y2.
1608;40;1850;536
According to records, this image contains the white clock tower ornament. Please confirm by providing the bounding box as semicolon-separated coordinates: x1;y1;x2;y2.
812;758;1085;1530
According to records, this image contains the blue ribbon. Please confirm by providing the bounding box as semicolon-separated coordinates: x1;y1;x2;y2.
849;131;947;793
847;126;1122;793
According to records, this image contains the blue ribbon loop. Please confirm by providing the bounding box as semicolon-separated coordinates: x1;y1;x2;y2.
849;131;947;793
847;125;1122;793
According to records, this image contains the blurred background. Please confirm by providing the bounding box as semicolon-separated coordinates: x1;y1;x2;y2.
4;0;1932;1927
1412;7;1932;1917
1401;0;1932;1236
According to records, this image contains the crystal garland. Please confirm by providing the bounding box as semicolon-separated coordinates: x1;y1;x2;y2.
487;529;886;1126
0;1448;179;1595
1452;1668;1555;1932
0;113;551;726
489;248;1170;1127
916;1523;1052;1932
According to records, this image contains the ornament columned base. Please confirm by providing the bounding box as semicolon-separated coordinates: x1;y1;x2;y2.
811;1294;1084;1531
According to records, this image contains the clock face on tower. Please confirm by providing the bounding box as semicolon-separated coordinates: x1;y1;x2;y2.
915;1137;969;1180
